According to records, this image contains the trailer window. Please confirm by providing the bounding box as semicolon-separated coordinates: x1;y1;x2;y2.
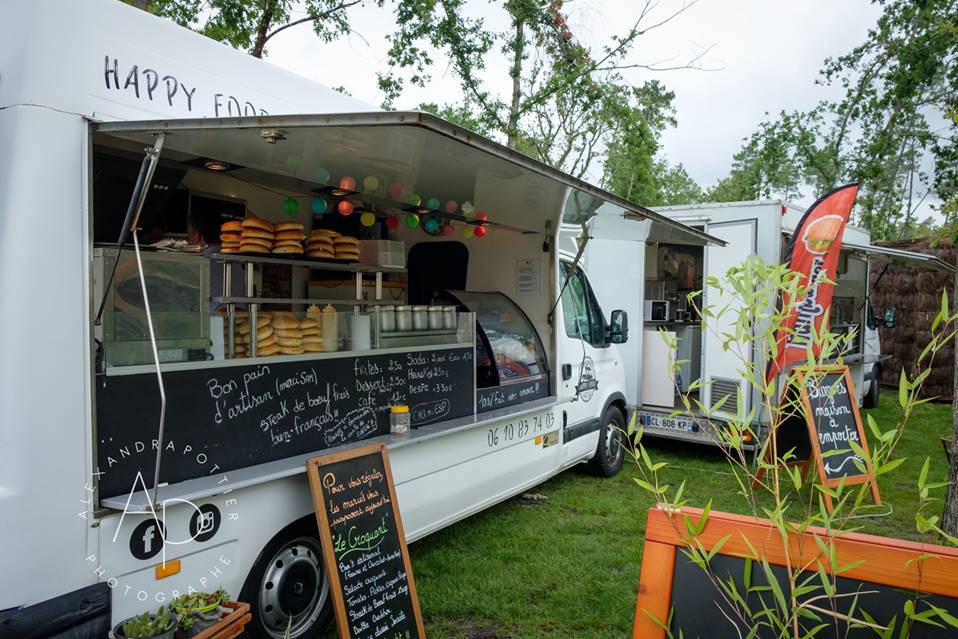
560;263;606;346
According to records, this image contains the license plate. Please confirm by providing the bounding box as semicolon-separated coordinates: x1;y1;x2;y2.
638;411;697;433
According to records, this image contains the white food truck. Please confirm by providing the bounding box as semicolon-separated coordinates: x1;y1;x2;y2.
564;199;954;448
0;1;719;636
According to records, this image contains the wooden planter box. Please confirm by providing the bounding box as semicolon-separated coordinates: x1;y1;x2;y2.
181;601;251;639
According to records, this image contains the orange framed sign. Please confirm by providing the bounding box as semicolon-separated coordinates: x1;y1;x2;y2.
633;505;958;639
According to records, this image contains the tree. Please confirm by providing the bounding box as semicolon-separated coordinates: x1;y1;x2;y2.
649;160;705;206
126;0;376;58
708;118;804;202
714;0;957;238
382;0;712;179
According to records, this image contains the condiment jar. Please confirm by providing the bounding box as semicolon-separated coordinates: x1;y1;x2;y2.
442;306;457;330
390;404;410;435
379;306;396;332
428;305;443;330
412;305;428;331
395;305;412;332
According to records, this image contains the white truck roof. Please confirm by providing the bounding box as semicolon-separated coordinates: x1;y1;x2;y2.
2;0;375;121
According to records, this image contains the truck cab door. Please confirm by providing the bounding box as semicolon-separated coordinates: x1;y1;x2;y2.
557;260;622;462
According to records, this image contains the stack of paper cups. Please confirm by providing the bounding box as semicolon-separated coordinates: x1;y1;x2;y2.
350;313;371;351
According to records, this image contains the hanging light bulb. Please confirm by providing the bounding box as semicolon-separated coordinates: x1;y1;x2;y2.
337;200;354;216
313;167;331;184
311;197;328;215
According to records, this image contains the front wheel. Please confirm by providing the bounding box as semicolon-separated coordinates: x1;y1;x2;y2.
240;518;333;639
589;406;625;477
862;367;880;409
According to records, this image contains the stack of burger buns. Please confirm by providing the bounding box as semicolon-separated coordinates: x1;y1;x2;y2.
333;235;360;261
272;313;305;355
239;216;274;253
223;308;328;358
306;229;338;259
273;222;306;255
303;305;324;352
220;220;243;253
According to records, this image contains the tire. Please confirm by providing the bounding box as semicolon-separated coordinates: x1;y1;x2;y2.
589;406;625;477
240;517;333;639
862;370;880;409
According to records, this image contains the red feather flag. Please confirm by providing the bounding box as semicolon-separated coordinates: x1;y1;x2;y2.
767;184;859;382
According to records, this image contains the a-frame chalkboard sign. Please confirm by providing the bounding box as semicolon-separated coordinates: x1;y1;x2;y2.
307;443;426;639
759;365;879;512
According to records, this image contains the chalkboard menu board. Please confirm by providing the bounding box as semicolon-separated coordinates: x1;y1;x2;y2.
803;370;868;480
760;366;879;511
634;506;958;639
307;444;425;639
96;347;473;499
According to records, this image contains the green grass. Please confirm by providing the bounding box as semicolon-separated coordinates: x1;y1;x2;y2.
396;392;954;639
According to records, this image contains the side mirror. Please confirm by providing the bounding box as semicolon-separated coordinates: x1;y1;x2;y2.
883;307;896;329
609;309;629;344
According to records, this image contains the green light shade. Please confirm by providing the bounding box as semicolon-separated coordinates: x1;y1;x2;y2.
407;193;421;206
286;155;303;172
461;226;474;238
363;176;379;191
282;197;299;215
405;213;420;228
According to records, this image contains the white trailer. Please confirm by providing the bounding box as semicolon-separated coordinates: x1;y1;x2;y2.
568;199;953;448
0;1;717;636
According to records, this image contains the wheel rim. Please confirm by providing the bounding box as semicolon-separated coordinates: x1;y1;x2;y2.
258;536;328;638
605;420;622;465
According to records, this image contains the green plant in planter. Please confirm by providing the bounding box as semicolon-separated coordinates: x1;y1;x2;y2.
121;606;174;638
171;588;230;631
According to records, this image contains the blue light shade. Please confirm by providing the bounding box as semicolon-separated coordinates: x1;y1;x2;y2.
426;197;440;210
313;167;331;184
424;217;440;233
311;197;328;215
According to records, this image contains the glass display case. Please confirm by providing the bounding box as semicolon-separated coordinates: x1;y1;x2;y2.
448;291;549;389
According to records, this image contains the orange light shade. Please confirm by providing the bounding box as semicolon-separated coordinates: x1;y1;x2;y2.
155;559;181;580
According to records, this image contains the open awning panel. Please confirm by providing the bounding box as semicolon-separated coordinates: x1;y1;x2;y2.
842;241;955;273
94;112;722;244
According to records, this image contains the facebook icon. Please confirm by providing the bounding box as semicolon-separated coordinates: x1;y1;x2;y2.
129;519;166;560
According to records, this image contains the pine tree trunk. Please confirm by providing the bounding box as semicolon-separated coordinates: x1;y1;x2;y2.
943;258;958;537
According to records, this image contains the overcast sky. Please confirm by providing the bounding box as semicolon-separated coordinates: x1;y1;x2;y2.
266;0;884;205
